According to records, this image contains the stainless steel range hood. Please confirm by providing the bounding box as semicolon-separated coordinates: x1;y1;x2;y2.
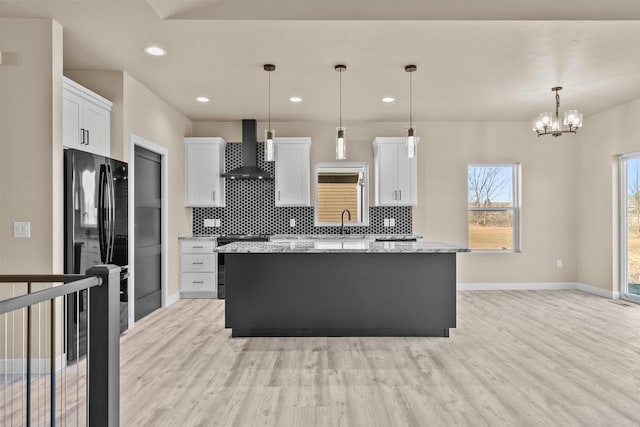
221;119;273;180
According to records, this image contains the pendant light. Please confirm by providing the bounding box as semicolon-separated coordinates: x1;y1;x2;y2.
335;64;347;160
532;86;583;137
405;64;417;158
264;64;276;161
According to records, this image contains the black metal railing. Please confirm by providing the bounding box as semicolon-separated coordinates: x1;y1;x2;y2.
0;265;120;426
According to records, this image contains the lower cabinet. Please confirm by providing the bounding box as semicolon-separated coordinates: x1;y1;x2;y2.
180;239;217;298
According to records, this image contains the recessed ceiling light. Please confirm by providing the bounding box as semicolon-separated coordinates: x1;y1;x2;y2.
144;46;166;56
289;96;302;103
382;97;395;103
196;96;210;103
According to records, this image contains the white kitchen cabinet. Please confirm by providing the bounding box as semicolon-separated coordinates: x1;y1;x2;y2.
180;239;217;298
373;137;418;206
184;137;226;207
63;77;112;157
274;137;311;206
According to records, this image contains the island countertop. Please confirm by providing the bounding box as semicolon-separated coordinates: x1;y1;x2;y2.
216;240;468;254
269;234;422;241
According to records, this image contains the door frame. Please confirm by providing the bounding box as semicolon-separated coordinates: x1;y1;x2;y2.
128;134;169;328
619;152;640;304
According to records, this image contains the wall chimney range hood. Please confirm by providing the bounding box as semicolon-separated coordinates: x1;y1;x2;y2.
221;119;273;180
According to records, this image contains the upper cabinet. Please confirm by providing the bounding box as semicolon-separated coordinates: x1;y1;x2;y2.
184;138;226;207
373;137;418;206
63;77;112;157
275;137;311;206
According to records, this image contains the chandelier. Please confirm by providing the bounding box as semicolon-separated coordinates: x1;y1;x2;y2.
532;87;583;137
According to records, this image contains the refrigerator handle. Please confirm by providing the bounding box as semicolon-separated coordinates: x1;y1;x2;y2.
98;164;107;263
107;165;116;262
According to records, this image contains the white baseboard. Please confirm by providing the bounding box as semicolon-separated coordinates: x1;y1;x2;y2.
0;354;67;374
165;292;180;307
457;282;572;291
574;282;620;299
458;282;619;299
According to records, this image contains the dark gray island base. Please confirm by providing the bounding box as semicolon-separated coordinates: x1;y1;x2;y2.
223;244;463;337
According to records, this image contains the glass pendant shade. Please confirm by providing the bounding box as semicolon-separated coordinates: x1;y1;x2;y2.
336;127;346;160
540;112;553;127
532;116;545;132
265;129;275;162
563;110;583;128
407;127;417;158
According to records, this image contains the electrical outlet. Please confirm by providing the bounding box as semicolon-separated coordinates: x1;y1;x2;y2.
556;259;563;268
215;219;221;227
290;218;296;227
389;218;396;227
383;219;390;227
13;221;30;238
203;218;215;227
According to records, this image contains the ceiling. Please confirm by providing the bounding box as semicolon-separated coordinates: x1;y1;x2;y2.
2;1;640;123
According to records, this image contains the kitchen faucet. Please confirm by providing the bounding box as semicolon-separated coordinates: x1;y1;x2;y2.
341;209;352;235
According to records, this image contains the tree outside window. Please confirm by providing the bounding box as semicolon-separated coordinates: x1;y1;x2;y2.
467;164;520;251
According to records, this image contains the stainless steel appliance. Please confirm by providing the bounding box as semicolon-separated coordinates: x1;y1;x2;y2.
216;234;271;299
64;148;129;362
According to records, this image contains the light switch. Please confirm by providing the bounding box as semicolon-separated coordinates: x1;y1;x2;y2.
389;218;396;227
215;219;221;227
204;218;215;227
13;221;30;238
290;218;296;227
383;219;390;227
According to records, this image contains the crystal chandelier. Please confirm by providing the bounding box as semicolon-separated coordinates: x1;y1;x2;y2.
532;86;583;137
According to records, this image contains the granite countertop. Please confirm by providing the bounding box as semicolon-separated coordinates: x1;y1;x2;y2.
269;234;422;241
216;241;468;254
179;235;221;240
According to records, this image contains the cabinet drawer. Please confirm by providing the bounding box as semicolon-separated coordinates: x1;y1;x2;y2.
181;254;216;272
181;240;216;254
181;273;215;292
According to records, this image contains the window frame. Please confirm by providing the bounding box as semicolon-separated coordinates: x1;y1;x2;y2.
619;152;640;304
467;162;521;253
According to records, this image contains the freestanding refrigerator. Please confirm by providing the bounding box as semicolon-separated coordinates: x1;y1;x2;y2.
63;148;128;362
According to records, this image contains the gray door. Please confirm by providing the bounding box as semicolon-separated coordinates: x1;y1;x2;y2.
134;146;162;321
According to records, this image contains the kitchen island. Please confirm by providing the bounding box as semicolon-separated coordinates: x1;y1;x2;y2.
217;241;468;338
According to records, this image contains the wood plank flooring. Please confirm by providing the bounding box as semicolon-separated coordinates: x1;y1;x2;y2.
120;291;640;427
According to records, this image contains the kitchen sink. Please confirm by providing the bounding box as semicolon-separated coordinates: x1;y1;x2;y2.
313;241;371;250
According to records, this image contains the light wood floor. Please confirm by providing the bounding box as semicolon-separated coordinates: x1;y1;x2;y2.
120;291;640;427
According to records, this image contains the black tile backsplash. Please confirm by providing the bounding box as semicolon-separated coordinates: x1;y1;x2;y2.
192;142;412;235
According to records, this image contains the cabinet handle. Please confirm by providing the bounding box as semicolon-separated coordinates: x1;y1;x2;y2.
212;190;216;201
192;281;204;284
80;128;86;145
192;246;204;249
399;190;402;200
192;262;204;265
278;190;280;201
393;190;397;200
86;129;89;145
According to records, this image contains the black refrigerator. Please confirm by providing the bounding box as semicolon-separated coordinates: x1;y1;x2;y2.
64;148;129;362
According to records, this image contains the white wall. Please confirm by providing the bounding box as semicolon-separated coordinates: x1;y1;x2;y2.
576;98;640;293
194;120;579;284
123;73;193;297
0;19;64;274
0;18;64;358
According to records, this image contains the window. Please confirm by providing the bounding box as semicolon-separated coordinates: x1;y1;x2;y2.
468;164;520;251
314;163;369;226
619;153;640;301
